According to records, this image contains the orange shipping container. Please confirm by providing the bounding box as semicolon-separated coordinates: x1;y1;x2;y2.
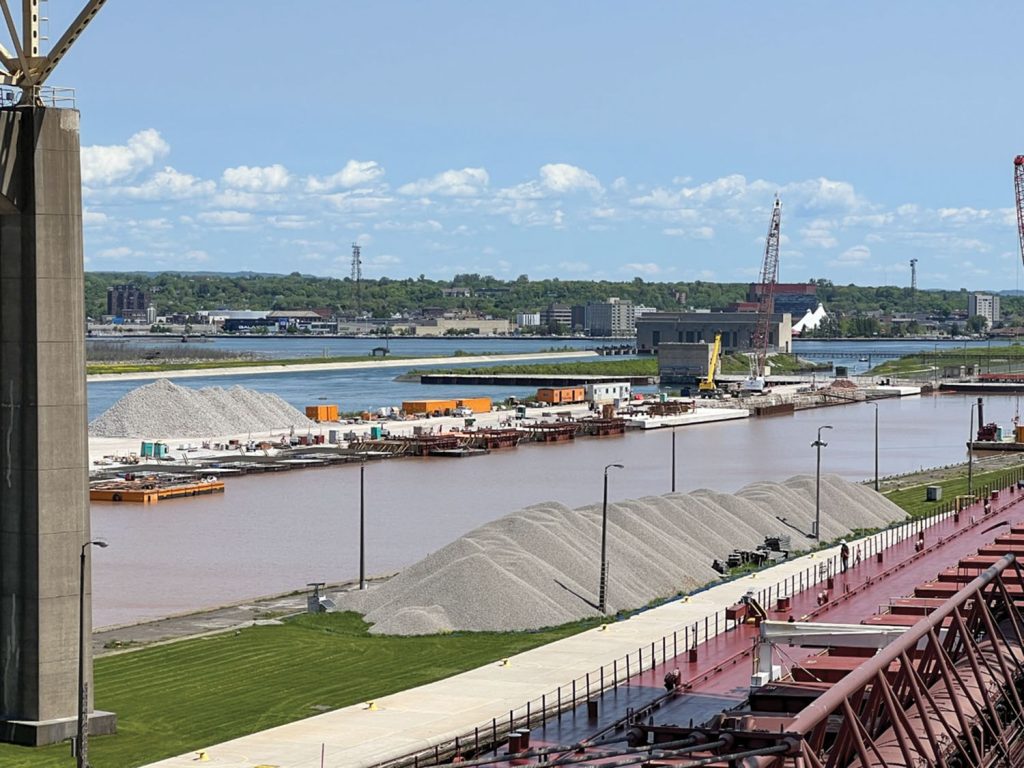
456;397;492;413
537;387;585;404
403;399;458;415
305;404;339;422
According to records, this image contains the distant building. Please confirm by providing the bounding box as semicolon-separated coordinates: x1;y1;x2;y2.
658;342;719;385
442;286;473;298
968;293;1000;327
585;298;636;336
515;312;541;327
412;318;510;336
267;310;338;334
636;311;792;355
733;283;818;316
106;284;148;320
540;303;573;329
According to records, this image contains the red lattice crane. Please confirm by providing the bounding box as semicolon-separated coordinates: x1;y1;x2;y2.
743;196;782;393
1015;156;1024;268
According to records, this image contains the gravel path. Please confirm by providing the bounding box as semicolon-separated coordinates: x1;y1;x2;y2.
338;474;906;635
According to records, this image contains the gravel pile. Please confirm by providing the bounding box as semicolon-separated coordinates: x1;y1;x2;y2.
342;475;906;635
89;380;314;438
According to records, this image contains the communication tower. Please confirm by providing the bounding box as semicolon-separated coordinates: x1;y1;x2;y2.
351;242;362;317
909;258;918;292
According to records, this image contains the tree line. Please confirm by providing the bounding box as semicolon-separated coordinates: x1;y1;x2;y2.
85;272;1023;328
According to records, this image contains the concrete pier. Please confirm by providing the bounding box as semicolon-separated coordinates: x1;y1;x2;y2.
0;106;115;745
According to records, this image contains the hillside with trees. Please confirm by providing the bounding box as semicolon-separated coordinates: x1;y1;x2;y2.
84;272;1024;329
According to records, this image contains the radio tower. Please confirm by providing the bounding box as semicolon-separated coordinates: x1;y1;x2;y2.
351;242;362;318
909;258;918;292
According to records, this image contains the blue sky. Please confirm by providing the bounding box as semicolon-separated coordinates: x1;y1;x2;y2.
49;2;1024;289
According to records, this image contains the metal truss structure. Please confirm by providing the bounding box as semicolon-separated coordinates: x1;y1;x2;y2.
623;555;1024;768
0;0;105;97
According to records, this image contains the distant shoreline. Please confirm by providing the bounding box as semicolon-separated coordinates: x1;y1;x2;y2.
86;350;600;383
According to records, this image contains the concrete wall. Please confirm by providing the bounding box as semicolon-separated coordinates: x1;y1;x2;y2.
0;107;107;744
657;342;717;384
636;312;792;355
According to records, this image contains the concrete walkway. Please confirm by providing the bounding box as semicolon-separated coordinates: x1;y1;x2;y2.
141;502;975;768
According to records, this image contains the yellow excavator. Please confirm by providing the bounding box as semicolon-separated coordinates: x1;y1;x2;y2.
698;333;722;397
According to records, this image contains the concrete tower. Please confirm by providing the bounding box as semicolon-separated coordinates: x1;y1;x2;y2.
0;1;116;748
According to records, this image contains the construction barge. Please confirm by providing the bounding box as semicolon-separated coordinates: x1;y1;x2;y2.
89;474;225;503
392;474;1024;768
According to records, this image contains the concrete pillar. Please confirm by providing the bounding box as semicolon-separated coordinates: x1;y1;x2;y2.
0;106;115;745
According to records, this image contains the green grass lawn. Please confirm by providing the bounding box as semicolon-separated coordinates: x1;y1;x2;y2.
409;358;659;377
871;343;1024;377
883;464;1024;517
0;613;598;768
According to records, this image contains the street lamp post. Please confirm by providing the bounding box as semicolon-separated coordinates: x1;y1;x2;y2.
77;540;108;768
969;401;978;496
671;428;676;493
598;463;624;614
811;426;833;540
871;402;879;492
359;459;366;590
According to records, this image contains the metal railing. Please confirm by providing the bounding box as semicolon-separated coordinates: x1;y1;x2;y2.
0;84;76;109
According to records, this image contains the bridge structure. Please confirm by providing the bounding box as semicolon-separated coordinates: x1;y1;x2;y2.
0;0;115;752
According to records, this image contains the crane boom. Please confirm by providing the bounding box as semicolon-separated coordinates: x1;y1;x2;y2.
743;197;781;393
1014;156;1024;269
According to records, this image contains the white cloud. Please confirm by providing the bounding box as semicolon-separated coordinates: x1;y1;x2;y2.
323;191;394;212
306;160;385;192
269;214;310;230
197;210;254;226
221;164;291;192
211;189;267;209
624;262;661;275
123;167;216;200
399;167;489;197
832;245;871;264
374;219;443;232
98;246;134;259
81;129;169;185
83;209;108;226
800;219;838;248
662;225;714;239
539;163;603;193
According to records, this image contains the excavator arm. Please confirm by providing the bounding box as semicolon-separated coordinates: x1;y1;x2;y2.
698;333;722;393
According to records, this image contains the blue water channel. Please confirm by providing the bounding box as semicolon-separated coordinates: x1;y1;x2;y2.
86;337;1020;420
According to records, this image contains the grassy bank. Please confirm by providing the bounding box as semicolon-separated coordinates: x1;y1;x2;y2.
882;462;1024;517
872;343;1024;377
0;613;598;768
409;358;659;377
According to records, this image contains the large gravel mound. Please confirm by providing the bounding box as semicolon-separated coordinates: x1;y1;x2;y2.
89;380;314;438
343;474;907;635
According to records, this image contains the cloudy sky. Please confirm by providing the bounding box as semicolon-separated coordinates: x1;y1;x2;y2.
50;2;1024;289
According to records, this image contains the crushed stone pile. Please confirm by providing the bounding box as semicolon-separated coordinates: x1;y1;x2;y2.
340;475;907;635
89;380;314;438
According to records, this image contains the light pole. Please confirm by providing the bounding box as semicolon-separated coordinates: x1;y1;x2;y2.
968;400;978;496
359;459;366;590
78;540;108;768
871;402;879;492
811;426;833;540
598;463;624;614
670;428;676;493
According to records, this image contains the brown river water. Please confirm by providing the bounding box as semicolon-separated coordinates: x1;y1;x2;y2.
90;392;1019;627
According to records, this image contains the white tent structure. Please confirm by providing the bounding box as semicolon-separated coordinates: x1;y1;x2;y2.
792;303;828;335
